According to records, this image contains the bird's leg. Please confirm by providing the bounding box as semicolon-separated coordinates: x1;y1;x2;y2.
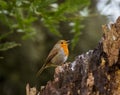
44;64;58;69
50;64;58;67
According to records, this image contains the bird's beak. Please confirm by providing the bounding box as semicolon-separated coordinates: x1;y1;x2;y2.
66;40;70;44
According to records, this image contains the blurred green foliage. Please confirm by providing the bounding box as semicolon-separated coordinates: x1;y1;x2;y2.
0;0;90;50
0;42;20;51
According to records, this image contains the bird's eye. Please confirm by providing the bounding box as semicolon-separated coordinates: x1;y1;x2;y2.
61;42;63;44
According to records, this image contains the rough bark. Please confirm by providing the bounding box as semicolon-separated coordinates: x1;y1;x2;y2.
26;16;120;95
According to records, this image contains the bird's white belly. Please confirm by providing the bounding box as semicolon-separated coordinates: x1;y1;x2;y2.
51;49;68;65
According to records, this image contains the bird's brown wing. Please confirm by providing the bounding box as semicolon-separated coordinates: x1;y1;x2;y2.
45;48;58;65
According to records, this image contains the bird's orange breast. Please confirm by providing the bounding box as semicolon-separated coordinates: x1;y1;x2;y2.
61;44;69;56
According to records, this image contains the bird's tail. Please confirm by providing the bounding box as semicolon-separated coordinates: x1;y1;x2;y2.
36;63;46;77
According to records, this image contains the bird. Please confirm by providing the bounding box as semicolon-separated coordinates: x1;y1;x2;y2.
36;40;69;77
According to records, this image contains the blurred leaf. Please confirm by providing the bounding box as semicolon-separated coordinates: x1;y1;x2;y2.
22;27;36;39
43;15;62;37
58;0;90;14
0;0;8;9
32;0;57;9
46;23;61;37
23;17;37;25
0;42;21;51
0;14;13;28
16;0;22;7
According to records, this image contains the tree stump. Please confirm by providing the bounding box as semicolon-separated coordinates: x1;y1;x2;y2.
26;16;120;95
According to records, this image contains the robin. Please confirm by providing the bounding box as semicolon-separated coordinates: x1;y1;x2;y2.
36;40;69;77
